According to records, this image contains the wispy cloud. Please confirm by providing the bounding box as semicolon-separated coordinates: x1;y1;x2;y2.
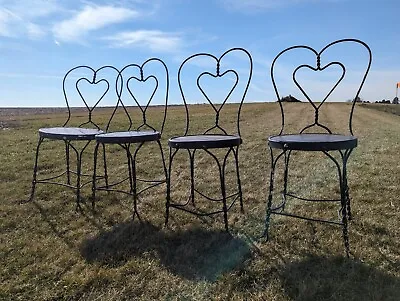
53;5;139;43
0;0;60;19
0;0;60;38
103;30;183;53
0;9;14;37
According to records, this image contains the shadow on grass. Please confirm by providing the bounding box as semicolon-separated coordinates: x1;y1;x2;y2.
80;222;251;282
281;255;400;301
159;228;251;281
80;221;162;266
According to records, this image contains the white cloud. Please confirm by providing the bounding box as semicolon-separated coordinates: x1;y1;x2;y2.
0;8;19;37
26;23;45;39
53;5;139;42
0;0;60;19
0;0;60;38
103;30;183;53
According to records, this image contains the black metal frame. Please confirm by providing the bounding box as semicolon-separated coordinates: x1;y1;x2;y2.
28;65;120;208
263;39;372;256
165;48;253;231
92;58;169;220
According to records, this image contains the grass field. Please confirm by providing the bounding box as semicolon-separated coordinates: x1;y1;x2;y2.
1;102;399;300
361;103;400;116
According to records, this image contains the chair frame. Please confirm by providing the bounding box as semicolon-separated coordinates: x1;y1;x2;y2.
28;65;120;208
92;58;169;220
263;39;372;256
165;48;253;231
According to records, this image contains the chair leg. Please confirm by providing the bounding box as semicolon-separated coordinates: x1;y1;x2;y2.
92;142;100;209
131;143;144;221
71;140;91;210
233;147;244;213
131;152;139;220
264;147;276;239
282;150;292;210
204;148;233;232
341;151;352;257
340;171;350;258
220;153;229;232
124;145;134;195
263;148;287;239
188;150;196;205
343;160;352;220
28;137;44;202
75;146;82;210
156;139;168;200
165;148;174;226
326;150;351;257
102;143;109;189
65;141;71;185
345;183;352;221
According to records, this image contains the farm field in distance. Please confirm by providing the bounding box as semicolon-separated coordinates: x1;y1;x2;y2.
1;102;399;300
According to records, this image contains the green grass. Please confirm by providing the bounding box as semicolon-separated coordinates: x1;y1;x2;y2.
1;103;399;300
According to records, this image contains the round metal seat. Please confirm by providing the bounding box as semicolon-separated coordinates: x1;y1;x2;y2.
169;134;242;149
39;127;103;141
268;133;357;151
95;130;161;144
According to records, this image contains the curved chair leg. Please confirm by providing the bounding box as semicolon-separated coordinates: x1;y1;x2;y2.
233;147;244;213
28;136;44;202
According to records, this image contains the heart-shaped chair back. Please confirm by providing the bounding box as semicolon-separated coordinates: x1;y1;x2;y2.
62;65;120;130
178;48;253;136
271;39;372;135
114;58;169;134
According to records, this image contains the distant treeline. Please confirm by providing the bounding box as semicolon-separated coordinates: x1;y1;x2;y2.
279;95;399;104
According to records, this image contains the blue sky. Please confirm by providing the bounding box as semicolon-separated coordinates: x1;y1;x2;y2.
0;0;399;107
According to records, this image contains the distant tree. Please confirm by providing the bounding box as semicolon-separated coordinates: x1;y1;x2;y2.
393;97;399;104
280;95;301;102
347;96;363;103
376;99;391;104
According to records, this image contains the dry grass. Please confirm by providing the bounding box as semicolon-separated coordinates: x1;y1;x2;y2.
1;103;399;300
360;103;400;116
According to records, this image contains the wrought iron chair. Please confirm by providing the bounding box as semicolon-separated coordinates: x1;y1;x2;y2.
263;39;372;256
165;48;253;231
92;59;169;219
28;65;120;208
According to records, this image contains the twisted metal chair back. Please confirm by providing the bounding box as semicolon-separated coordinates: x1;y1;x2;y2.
271;38;372;135
178;48;253;136
114;58;169;134
62;65;120;130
